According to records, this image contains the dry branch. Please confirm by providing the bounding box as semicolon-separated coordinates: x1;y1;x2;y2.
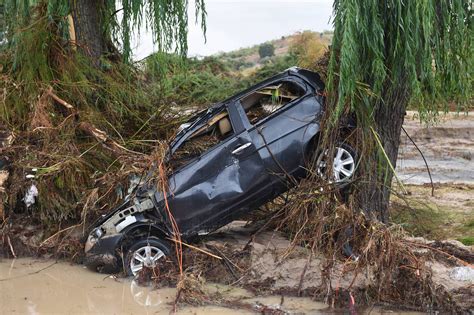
78;122;144;156
46;87;74;110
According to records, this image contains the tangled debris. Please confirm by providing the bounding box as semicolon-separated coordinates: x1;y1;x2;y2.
129;221;473;313
0;77;177;258
1;79;472;314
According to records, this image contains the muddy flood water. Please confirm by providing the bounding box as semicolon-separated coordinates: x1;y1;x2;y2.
0;259;424;315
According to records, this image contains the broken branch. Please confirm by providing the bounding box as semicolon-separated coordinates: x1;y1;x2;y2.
46;86;74;110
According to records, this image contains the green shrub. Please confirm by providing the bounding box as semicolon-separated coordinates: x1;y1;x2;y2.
258;43;275;59
457;237;474;246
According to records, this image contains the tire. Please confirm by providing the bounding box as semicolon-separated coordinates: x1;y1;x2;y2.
84;253;121;274
124;237;171;277
316;142;358;189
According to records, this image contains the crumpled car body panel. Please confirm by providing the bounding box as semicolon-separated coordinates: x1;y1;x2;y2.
85;67;326;267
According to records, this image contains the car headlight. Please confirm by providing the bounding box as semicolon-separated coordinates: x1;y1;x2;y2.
85;234;97;253
94;227;104;238
85;228;104;253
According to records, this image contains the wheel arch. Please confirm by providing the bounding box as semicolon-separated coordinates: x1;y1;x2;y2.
304;132;321;165
119;222;171;250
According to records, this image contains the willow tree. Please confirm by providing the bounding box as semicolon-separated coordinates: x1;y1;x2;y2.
0;3;4;45
1;0;206;126
0;0;206;222
3;0;206;64
327;0;472;221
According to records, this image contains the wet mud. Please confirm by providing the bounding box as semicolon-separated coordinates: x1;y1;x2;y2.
0;258;426;314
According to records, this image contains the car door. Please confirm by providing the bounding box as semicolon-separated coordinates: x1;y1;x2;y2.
163;102;270;235
237;77;322;196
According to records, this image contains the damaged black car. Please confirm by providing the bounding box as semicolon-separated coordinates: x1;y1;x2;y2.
84;67;357;276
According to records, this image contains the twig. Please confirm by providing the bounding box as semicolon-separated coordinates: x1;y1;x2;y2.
297;248;313;296
166;237;222;260
370;126;407;194
0;262;57;282
79;122;144;156
39;224;81;247
207;244;241;280
256;127;298;186
7;235;16;258
229;275;246;286
401;126;434;196
46;87;74;110
404;240;473;268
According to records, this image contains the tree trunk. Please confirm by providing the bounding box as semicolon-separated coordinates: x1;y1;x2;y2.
355;85;410;222
70;0;106;65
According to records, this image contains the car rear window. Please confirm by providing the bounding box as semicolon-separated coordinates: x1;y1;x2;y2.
240;81;305;125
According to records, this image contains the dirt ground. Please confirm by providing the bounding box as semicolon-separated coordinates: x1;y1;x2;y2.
393;111;474;245
397;111;473;184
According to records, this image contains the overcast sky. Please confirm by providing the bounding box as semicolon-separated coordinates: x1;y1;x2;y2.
132;0;334;59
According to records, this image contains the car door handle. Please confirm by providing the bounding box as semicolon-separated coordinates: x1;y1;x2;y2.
232;142;252;155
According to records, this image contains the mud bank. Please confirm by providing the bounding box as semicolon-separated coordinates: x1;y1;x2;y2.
202;223;473;312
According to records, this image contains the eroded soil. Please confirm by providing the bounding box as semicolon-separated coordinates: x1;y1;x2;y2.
393;111;474;244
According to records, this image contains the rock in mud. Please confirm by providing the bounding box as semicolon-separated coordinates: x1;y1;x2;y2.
449;266;474;282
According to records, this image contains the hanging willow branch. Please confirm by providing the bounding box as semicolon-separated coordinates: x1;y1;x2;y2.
2;0;206;61
327;0;472;122
116;0;206;61
323;0;472;219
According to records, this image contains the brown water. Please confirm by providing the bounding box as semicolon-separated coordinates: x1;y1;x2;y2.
0;259;423;315
0;259;330;314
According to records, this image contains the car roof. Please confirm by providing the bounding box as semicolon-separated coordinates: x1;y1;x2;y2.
212;67;324;109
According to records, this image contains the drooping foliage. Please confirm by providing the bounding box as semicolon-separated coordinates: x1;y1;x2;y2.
3;0;206;61
324;0;472;220
327;0;472;123
0;2;5;45
111;0;206;61
0;0;206;125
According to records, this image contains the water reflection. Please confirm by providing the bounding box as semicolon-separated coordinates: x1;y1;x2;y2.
0;259;175;314
130;279;163;307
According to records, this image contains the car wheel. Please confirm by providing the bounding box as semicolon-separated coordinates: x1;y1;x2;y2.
316;143;357;186
124;237;170;277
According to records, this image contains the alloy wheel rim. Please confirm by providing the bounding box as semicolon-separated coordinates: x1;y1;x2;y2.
317;146;355;183
130;245;165;276
332;147;355;181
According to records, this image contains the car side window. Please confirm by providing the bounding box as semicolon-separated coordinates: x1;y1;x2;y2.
170;109;234;171
240;80;305;125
